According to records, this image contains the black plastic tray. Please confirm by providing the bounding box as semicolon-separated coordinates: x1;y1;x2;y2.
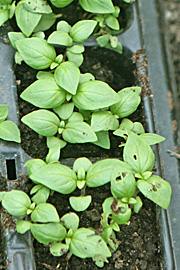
0;0;180;269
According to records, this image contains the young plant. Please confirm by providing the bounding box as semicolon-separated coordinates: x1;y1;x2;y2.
25;157;131;212
0;104;21;143
8;21;144;155
0;190;111;267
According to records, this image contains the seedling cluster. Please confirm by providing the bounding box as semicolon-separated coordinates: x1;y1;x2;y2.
0;0;172;268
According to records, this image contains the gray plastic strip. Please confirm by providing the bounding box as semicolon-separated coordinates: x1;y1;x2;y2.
0;23;36;270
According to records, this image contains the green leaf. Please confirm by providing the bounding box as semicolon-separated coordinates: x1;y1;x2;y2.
109;36;118;48
49;0;73;8
66;51;83;67
70;228;111;262
16;220;31;234
57;20;71;32
113;128;129;140
73;157;92;172
46;136;66;163
36;71;54;80
79;73;95;84
53;103;74;120
55;61;80;95
91;111;119;132
48;31;73;46
0;0;12;4
9;1;15;18
69;196;92;211
31;203;60;223
132;122;145;134
50;242;69;256
25;158;46;177
15;2;42;36
30;163;77;194
112;6;120;17
30;184;44;195
20;78;66;109
1;190;31;217
123;132;155;174
139;133;165;145
70;20;97;43
92;131;110;149
31;186;50;204
134;196;143;213
15;51;23;65
137;175;172;209
96;34;110;47
110;87;141;118
111;172;136;199
61;212;79;232
8;32;26;50
31;223;66;245
73;80;119;110
0;121;21;143
86;159;130;187
33;13;57;32
62;121;97;143
67;45;84;54
104;15;119;30
105;40;123;54
68;112;84;122
79;0;115;14
21;109;60;137
23;0;52;13
0;105;8;122
0;10;9;27
120;118;133;130
16;37;56;69
111;203;131;225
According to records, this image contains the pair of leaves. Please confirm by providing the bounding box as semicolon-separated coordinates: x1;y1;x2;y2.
21;77;119;113
28;157;130;196
22;109;97;144
15;0;54;36
0;105;21;143
48;20;97;45
114;118;165;146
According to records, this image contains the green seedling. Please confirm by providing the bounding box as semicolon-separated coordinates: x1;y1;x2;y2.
0;104;21;143
25;157;131;211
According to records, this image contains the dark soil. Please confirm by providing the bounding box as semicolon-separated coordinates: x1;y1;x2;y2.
15;46;144;160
